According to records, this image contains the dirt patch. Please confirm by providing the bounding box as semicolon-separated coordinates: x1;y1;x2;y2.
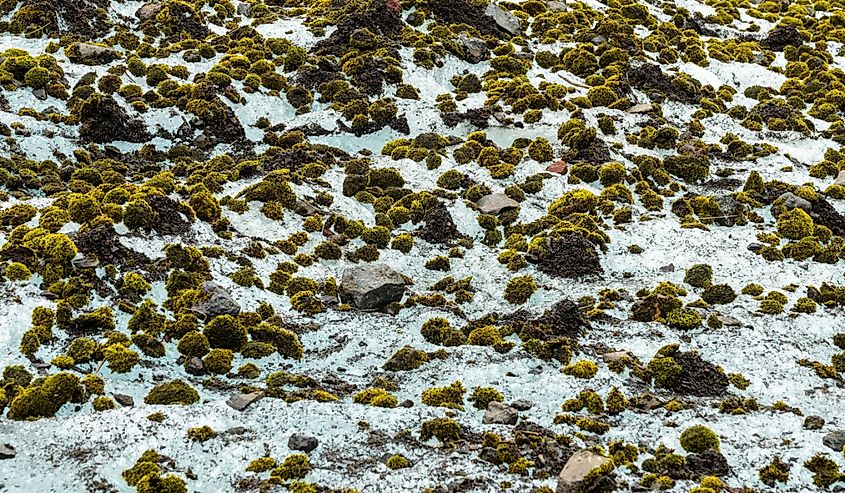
73;224;151;270
670;350;730;397
416;204;463;244
426;0;504;38
810;197;845;237
626;63;701;104
528;233;604;279
78;95;151;144
760;25;803;51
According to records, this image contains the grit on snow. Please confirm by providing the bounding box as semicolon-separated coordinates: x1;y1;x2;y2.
0;0;843;491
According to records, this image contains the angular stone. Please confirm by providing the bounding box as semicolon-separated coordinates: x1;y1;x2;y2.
602;350;634;363
135;2;163;21
835;170;845;187
546;1;567;11
114;394;134;407
478;193;519;215
339;264;407;310
511;399;533;411
483;401;518;425
458;34;487;64
288;433;319;453
822;430;845;452
185;357;205;376
777;192;812;212
67;43;116;65
226;392;263;411
0;444;15;460
626;103;653;113
192;281;240;318
485;2;521;35
557;450;613;493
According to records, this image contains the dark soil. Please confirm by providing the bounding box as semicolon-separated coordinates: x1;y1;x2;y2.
760;25;803;51
73;224;151;270
669;351;730;397
528;233;604;279
416;204;463;244
626;63;701;104
78;95;151;144
426;0;504;38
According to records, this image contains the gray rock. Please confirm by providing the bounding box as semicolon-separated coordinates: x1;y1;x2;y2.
185;357;205;376
557;450;613;493
192;281;240;318
602;350;634;363
478;193;519;215
626;103;653;113
226;392;263;411
68;43;116;65
485;3;521;35
777;192;812;212
288;433;319;453
32;88;47;101
458;34;487;64
835;170;845;187
804;415;825;430
135;2;162;21
659;263;675;272
483;401;518;425
339;264;408;310
714;194;744;226
114;394;134;407
236;2;252;16
822;430;845;452
546;0;567;11
0;444;14;460
716;315;742;327
511;399;533;411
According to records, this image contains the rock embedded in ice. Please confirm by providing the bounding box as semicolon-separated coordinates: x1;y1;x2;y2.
192;281;241;318
226;392;263;412
485;3;521;35
339;263;408;310
556;449;613;493
288;433;319;453
135;2;163;21
0;444;15;460
483;401;518;425
822;430;845;452
477;193;519;215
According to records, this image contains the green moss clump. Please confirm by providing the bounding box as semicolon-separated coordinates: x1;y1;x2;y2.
467;325;514;352
421;381;465;409
271;454;311;480
383;346;429;371
647;357;682;389
527;137;554;162
804;453;841;488
187;425;216;442
759;457;790;487
103;344;140;373
391;233;414;253
8;372;82;420
776;208;814;240
5;262;31;281
353;387;397;408
701;284;736;305
663;155;710;183
679;425;720;453
420;417;461;443
250;322;303;359
246;457;277;472
386;454;410;469
420;318;466;346
504;275;537;305
562;360;598;379
203;349;233;374
144;380;200;405
606;387;628;415
548;189;598;217
177;331;210;358
203;315;247;351
468;386;504;410
684;264;713;288
92;396;116;411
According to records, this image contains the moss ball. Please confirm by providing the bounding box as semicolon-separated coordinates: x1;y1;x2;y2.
679;425;720;453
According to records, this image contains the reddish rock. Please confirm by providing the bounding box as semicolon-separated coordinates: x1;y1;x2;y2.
547;161;568;174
